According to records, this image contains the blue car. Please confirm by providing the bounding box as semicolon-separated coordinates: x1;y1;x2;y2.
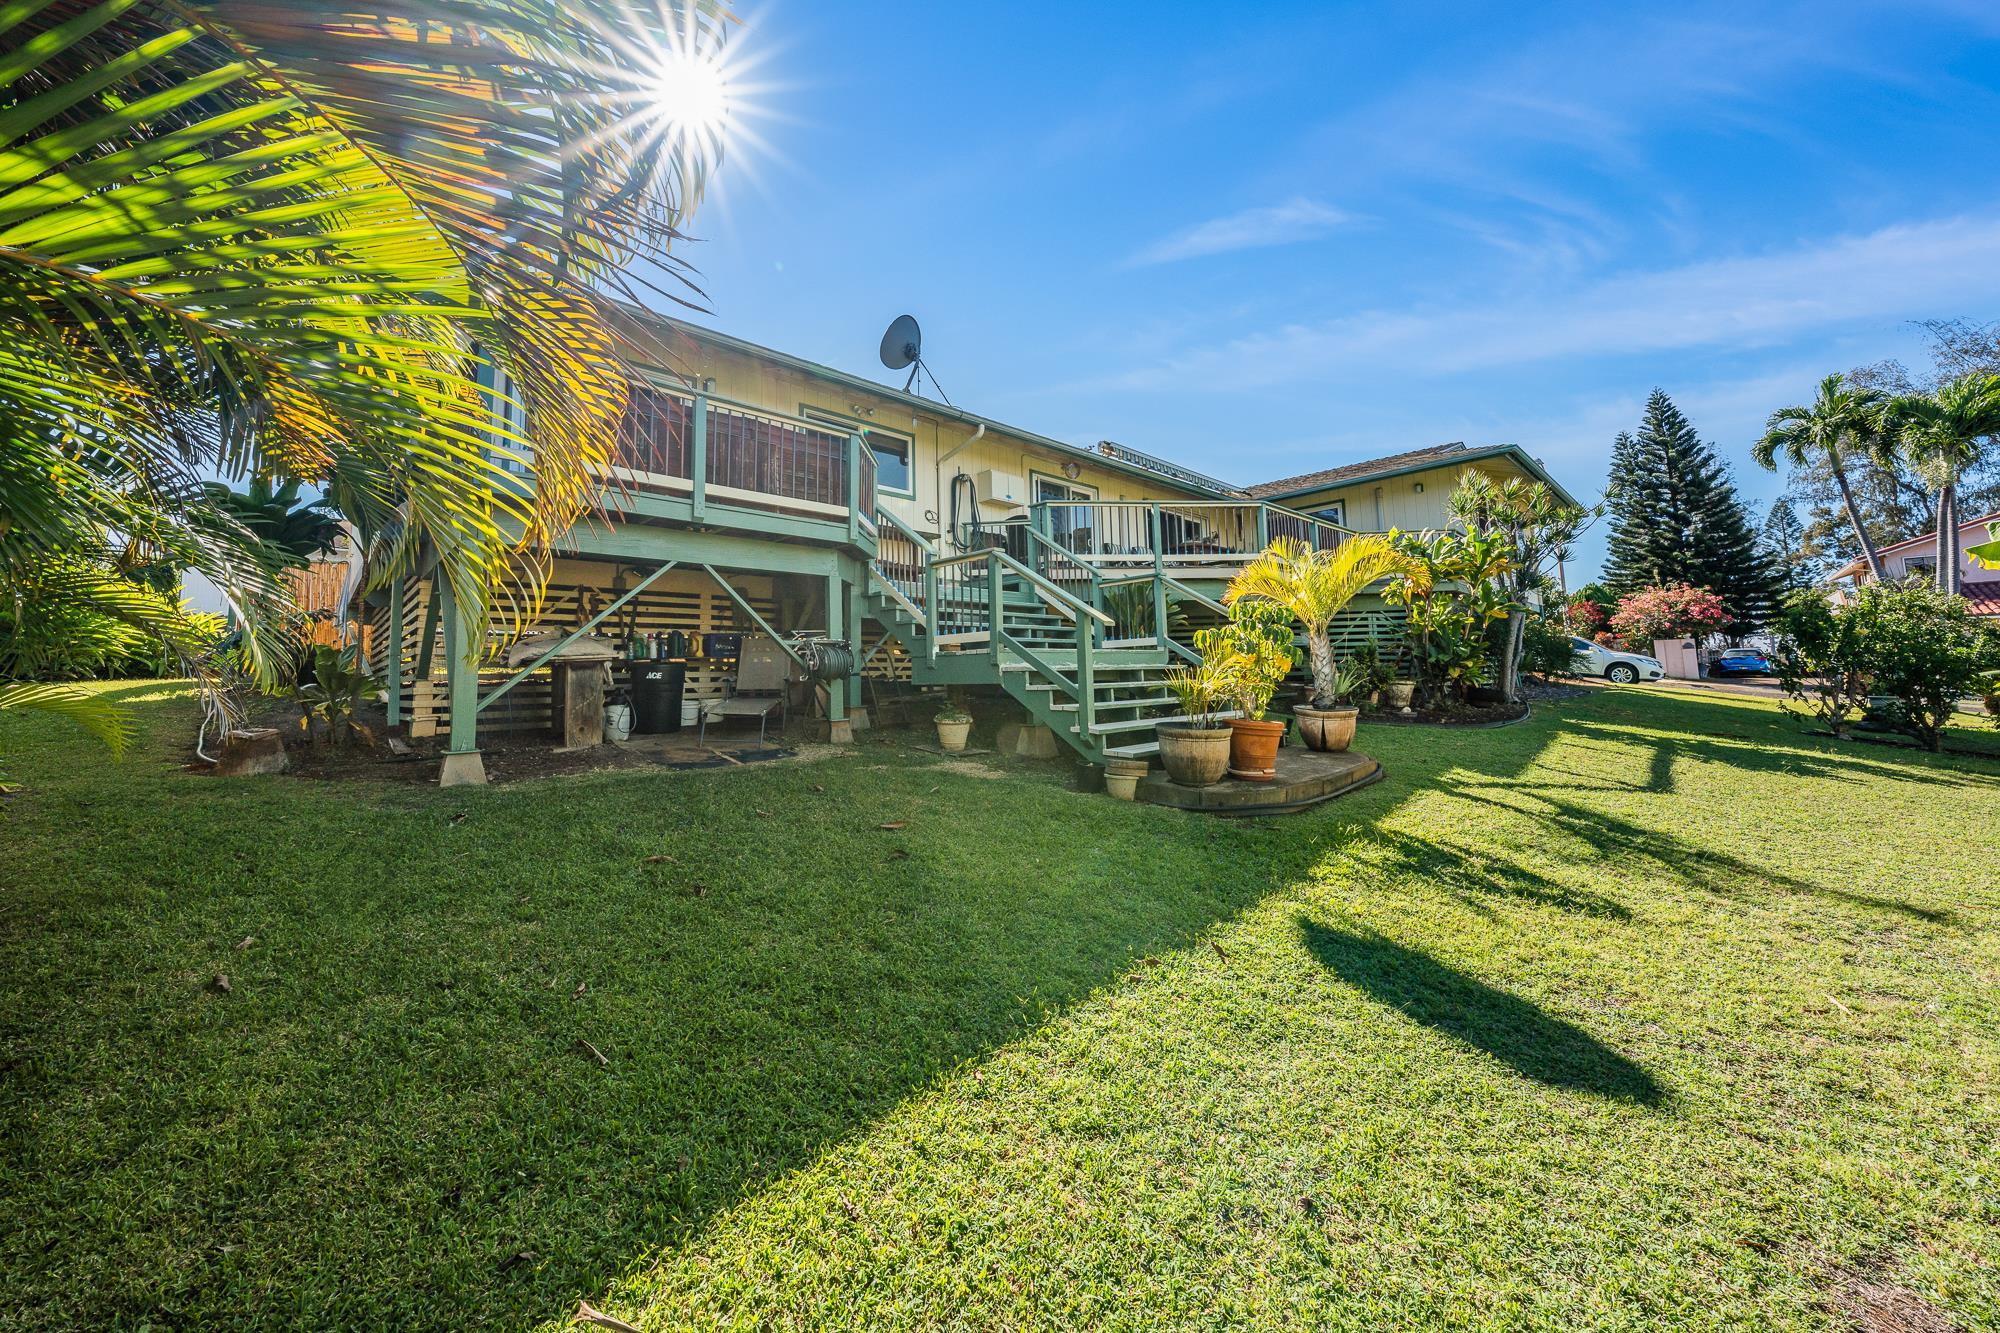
1708;648;1772;677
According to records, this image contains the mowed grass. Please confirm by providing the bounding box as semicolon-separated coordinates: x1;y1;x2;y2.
1;684;1997;1331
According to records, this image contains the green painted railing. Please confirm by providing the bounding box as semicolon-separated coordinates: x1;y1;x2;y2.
614;379;879;545
1027;498;1351;574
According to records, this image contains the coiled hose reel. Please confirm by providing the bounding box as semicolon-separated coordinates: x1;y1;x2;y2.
791;633;856;681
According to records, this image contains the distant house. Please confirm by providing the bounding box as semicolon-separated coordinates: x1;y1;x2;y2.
1826;509;2000;617
1245;441;1582;533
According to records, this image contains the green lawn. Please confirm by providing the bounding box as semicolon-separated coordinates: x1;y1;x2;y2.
2;684;1996;1330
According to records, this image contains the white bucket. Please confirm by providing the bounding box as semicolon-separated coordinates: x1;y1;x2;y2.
682;699;703;728
603;702;633;743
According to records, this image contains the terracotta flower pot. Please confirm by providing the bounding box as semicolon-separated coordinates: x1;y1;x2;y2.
1156;724;1231;787
1383;681;1416;711
935;717;971;752
1295;704;1358;753
1102;757;1149;801
1226;717;1286;782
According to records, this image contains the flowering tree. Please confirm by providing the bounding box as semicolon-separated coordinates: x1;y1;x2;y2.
1609;584;1728;650
1566;596;1607;632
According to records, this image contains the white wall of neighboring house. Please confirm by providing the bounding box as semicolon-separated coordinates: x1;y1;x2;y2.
1840;511;2000;589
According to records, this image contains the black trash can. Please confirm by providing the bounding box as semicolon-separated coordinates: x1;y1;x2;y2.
630;661;686;734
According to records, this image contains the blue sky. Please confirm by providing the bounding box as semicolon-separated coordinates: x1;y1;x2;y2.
652;0;2000;579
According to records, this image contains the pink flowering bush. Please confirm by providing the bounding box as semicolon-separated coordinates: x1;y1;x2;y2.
1609;584;1727;650
1566;596;1607;631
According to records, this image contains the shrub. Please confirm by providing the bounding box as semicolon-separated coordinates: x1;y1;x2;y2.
1772;585;1999;750
1384;527;1516;705
1334;641;1394;703
1193;599;1299;721
292;645;383;748
1520;615;1584;678
0;560;227;681
1842;583;1999;751
1770;591;1870;737
1608;584;1727;651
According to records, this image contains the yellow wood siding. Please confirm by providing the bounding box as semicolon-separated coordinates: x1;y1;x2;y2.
617;319;1219;550
1273;459;1536;533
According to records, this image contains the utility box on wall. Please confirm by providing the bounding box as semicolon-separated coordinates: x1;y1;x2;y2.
1653;638;1700;680
974;469;1026;506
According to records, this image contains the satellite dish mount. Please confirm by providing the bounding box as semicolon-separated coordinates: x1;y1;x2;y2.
879;314;943;399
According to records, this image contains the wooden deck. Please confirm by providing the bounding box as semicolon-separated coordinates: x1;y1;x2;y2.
1138;746;1382;814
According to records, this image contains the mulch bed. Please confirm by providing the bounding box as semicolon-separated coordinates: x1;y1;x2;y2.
1358;700;1531;728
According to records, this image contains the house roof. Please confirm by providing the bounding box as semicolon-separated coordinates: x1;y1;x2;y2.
1826;509;2000;581
1964;580;2000;617
604;302;1241;501
1245;442;1581;508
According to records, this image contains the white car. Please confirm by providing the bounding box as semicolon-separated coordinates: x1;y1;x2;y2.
1569;636;1665;684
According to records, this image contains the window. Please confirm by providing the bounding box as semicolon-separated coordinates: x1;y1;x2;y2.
804;409;913;497
480;362;533;476
1312;502;1346;527
1033;474;1097;554
867;433;912;495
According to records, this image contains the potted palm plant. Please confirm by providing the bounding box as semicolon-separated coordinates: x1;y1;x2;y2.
1197;600;1298;782
1156;658;1232;786
1224;534;1406;751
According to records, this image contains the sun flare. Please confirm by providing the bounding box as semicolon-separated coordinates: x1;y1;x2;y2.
650;45;731;144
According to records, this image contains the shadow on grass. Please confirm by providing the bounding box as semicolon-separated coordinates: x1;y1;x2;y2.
1344;827;1632;920
1570;706;2000;791
13;677;1916;1326
1299;918;1664;1105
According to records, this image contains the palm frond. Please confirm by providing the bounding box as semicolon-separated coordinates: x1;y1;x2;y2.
1226;534;1407;632
1;0;723;648
0;680;133;753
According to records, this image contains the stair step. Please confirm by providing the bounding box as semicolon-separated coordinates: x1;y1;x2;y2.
1026;674;1174;692
1075;711;1242;736
1102;740;1161;760
1050;694;1177;712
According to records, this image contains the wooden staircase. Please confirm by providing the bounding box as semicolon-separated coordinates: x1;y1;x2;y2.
861;512;1233;770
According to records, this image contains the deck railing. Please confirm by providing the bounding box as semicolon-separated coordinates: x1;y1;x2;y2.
1026;499;1347;574
613;382;876;537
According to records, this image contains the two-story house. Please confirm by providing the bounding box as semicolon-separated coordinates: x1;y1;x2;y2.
381;312;1571;785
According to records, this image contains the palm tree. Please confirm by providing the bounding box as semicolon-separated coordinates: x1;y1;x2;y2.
1;0;721;711
1224;535;1407;708
1884;373;2000;595
1753;374;1890;581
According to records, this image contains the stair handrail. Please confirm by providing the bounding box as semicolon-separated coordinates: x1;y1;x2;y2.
870;568;928;626
874;503;937;557
956;547;1114;627
1021;526;1103;619
866;503;936;629
1155;574;1230;665
1160;574;1227;616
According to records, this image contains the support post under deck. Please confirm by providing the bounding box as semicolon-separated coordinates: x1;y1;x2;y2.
438;578;486;786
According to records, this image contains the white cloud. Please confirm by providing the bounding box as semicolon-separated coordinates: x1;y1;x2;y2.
1125;198;1351;267
1103;212;2000;388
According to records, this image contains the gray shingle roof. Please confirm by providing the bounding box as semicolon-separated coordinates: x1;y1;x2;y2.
1245;443;1475;498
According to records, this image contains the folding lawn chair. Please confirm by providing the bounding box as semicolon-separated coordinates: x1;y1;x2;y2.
697;634;788;747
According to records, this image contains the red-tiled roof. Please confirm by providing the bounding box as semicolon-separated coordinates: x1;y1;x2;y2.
1964;580;2000;617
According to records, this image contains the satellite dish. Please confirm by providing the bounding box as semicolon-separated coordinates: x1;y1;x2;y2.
879;313;921;384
